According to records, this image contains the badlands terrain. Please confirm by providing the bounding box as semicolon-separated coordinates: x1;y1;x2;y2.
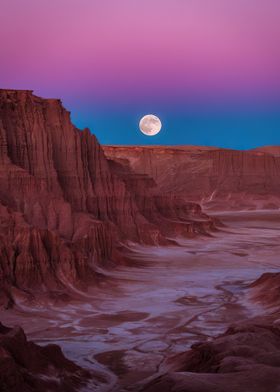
1;90;280;391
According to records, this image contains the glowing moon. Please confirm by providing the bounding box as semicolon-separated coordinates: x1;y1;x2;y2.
139;114;162;136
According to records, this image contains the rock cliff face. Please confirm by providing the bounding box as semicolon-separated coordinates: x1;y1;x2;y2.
0;90;214;303
107;158;217;239
104;146;280;210
0;322;91;392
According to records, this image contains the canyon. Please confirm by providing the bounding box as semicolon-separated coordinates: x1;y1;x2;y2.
104;145;280;210
2;210;280;392
0;90;280;391
0;89;215;307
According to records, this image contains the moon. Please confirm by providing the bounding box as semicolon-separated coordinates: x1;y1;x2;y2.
139;114;162;136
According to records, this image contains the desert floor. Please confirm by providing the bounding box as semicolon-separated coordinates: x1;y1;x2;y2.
2;210;280;391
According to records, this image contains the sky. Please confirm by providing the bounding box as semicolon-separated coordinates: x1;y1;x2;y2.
1;0;280;148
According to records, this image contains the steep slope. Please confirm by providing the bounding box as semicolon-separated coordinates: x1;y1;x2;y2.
0;90;214;304
107;158;217;238
0;322;91;392
104;146;280;210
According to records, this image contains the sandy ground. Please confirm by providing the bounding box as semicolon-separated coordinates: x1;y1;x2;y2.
1;210;280;391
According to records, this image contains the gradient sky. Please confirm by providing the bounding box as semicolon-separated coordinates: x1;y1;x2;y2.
1;0;280;148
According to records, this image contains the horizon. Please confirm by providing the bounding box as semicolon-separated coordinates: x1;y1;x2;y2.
2;87;280;151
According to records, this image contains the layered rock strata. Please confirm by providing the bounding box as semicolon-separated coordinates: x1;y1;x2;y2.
104;145;280;210
0;90;215;303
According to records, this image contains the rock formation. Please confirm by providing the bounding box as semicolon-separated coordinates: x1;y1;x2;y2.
104;145;280;210
107;158;217;239
139;272;280;392
0;90;215;304
250;272;280;308
0;322;91;392
141;321;280;392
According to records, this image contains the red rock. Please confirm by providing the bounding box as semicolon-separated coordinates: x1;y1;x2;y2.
0;90;215;302
107;158;218;240
141;322;280;392
104;145;280;210
0;322;91;392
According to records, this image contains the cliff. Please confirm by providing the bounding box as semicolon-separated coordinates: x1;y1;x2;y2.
0;90;215;304
104;145;280;210
107;158;217;238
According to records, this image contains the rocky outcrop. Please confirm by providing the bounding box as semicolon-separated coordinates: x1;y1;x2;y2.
141;321;280;392
0;322;91;392
0;89;147;242
250;272;280;308
104;145;280;210
141;271;280;392
0;90;215;303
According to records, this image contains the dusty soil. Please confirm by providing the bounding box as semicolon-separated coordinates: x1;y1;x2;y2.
1;210;280;391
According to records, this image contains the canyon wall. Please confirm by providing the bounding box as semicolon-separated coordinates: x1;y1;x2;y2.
104;146;280;210
0;90;214;303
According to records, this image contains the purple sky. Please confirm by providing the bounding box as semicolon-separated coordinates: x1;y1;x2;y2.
1;0;280;147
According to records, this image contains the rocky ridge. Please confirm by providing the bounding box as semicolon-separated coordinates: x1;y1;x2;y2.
104;145;280;210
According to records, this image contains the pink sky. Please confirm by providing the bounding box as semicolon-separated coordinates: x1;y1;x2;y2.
1;0;280;103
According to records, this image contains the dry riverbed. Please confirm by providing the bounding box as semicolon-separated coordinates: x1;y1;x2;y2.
1;210;280;391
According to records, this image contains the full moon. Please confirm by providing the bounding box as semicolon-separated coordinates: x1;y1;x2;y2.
139;114;162;136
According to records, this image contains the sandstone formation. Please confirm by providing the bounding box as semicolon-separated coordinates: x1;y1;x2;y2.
104;145;280;210
107;158;217;239
141;321;280;392
0;89;215;304
0;322;90;392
